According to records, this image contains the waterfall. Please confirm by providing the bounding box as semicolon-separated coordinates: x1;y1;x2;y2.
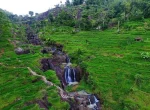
73;69;76;82
65;67;69;83
64;66;78;84
67;67;72;82
87;95;99;110
65;66;72;83
94;96;99;103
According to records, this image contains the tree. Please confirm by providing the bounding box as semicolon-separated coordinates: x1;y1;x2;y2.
72;0;84;6
65;0;71;6
29;11;34;17
0;10;11;39
55;11;75;27
48;13;54;23
35;13;39;16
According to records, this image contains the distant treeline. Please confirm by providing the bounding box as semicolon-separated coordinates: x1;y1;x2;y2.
1;0;150;30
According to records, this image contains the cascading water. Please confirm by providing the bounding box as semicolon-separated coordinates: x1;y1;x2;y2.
94;96;99;103
67;67;72;82
64;66;78;85
64;55;78;85
65;67;71;83
73;69;76;82
87;95;100;110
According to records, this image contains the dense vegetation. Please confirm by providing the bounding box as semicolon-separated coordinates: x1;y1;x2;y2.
36;0;150;31
0;0;150;109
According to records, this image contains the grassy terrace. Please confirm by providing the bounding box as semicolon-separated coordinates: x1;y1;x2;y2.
0;23;150;109
41;27;150;109
0;35;69;109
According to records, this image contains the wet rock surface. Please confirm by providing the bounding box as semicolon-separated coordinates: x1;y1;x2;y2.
69;91;101;110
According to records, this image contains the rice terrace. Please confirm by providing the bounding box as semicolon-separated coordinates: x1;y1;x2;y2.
0;0;150;110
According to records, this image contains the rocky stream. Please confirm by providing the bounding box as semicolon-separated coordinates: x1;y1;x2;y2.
15;28;101;110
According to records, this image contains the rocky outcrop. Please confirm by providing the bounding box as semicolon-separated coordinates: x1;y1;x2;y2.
69;91;101;110
26;28;41;45
41;47;52;54
27;34;41;45
39;43;101;109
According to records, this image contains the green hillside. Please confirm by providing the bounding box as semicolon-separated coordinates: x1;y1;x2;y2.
38;25;150;109
0;0;150;110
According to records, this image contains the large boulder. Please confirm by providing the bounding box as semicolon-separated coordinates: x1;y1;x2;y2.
41;47;52;54
15;47;30;55
15;47;23;53
41;58;52;71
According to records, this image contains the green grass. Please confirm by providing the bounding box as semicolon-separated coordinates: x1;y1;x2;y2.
0;29;69;109
1;22;150;110
40;28;150;110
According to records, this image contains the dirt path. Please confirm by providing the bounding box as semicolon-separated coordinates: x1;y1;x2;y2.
8;39;17;48
27;67;70;99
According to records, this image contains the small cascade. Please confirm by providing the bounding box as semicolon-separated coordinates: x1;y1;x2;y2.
65;66;72;83
94;96;99;103
73;69;76;82
64;66;78;85
67;67;72;83
87;95;100;110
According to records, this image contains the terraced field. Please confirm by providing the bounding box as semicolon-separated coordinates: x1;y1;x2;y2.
0;35;69;110
41;28;150;109
1;26;150;109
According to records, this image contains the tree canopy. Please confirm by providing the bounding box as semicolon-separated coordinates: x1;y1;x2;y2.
0;10;11;39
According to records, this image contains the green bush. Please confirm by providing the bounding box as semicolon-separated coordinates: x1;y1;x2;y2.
45;38;56;46
141;52;150;59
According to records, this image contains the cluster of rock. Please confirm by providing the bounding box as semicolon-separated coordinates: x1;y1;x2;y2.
27;33;41;45
40;46;82;87
40;44;101;110
69;91;101;110
26;28;41;45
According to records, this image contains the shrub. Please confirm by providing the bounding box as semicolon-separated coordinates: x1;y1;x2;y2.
45;38;56;46
141;52;150;59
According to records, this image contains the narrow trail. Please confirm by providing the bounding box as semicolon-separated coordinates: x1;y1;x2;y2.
8;39;17;48
27;67;71;100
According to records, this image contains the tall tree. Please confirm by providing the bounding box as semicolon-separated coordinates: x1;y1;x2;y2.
65;0;71;6
72;0;84;6
0;10;11;39
29;11;34;17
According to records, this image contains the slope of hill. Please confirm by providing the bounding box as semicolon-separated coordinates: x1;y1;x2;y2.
0;0;150;110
